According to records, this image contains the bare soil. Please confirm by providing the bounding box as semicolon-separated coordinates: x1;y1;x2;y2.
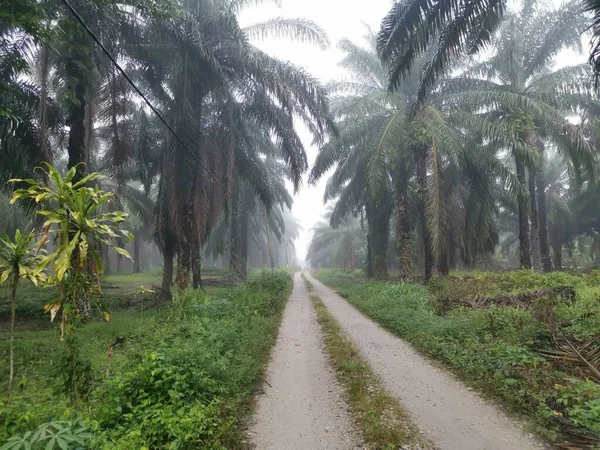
248;272;362;450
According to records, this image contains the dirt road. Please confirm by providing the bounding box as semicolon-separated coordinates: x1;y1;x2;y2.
304;272;545;450
248;272;362;450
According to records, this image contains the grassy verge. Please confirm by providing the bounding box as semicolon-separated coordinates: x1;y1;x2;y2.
1;272;292;449
302;274;432;450
313;269;600;446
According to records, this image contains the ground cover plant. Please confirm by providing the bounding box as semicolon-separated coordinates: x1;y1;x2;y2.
303;274;432;450
0;271;291;448
314;269;600;447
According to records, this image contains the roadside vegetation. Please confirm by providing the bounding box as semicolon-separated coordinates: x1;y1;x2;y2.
4;0;600;448
1;271;291;448
314;269;600;447
303;274;432;450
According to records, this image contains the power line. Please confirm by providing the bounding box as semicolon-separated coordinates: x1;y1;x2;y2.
60;0;229;193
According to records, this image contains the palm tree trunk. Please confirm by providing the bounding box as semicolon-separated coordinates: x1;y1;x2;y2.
229;187;242;277
416;147;433;281
529;170;542;271
448;227;456;270
239;205;249;278
366;231;374;278
103;245;111;275
65;59;87;182
553;242;563;271
515;157;532;269
265;210;274;273
133;235;141;273
161;240;174;300
9;276;17;392
394;180;412;278
192;228;202;289
38;46;50;165
438;244;449;276
365;196;391;280
536;160;553;272
175;206;192;291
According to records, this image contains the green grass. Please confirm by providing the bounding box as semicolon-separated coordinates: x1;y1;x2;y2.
303;274;431;450
0;267;244;324
0;272;292;448
314;269;600;446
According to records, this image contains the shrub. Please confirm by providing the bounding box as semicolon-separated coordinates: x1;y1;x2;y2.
1;272;292;448
314;271;599;442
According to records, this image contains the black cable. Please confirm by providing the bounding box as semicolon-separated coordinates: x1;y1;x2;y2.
60;0;228;193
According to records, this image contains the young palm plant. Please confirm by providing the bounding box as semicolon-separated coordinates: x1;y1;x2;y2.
10;164;132;336
0;229;45;391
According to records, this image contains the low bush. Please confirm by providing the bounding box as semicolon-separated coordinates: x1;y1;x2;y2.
1;272;292;448
315;271;600;444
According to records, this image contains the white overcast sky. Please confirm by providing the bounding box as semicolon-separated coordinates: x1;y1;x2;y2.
240;0;394;264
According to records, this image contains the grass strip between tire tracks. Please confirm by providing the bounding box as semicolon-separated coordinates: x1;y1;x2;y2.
302;274;433;450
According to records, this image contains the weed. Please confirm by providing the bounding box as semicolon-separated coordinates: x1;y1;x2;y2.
314;270;600;444
304;274;432;450
0;272;292;448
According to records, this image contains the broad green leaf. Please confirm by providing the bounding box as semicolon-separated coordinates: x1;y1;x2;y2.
121;230;135;240
0;269;12;285
113;246;132;260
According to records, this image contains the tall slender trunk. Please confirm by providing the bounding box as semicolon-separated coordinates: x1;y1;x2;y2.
9;277;17;392
536;148;552;272
553;243;563;271
366;231;374;278
38;46;50;165
133;233;141;273
175;203;192;291
161;240;174;300
448;227;456;270
365;195;391;280
416;147;433;281
192;223;202;289
529;170;542;271
394;179;412;278
66;59;87;182
103;245;111;275
515;156;532;269
438;244;449;276
229;186;242;277
239;204;249;278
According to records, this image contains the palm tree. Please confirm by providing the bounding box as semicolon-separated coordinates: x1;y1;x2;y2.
0;229;45;390
446;0;595;270
130;1;333;296
0;20;62;185
313;34;507;280
377;0;507;104
376;0;596;105
307;214;366;270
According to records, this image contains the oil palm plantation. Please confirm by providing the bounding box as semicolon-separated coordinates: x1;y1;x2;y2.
312;34;506;280
125;0;333;295
307;213;366;270
376;0;599;102
445;0;596;270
